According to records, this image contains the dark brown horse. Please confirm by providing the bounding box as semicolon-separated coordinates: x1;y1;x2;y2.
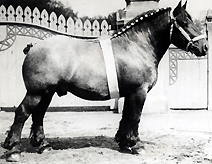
3;1;208;162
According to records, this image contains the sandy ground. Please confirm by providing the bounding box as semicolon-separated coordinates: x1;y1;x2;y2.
0;110;212;164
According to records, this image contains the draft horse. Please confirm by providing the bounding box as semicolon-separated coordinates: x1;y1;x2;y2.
3;1;208;162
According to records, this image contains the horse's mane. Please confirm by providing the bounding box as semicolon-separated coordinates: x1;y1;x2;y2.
112;7;171;38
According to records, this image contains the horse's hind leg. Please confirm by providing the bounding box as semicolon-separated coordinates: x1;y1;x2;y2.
115;88;147;154
30;93;54;153
3;93;42;161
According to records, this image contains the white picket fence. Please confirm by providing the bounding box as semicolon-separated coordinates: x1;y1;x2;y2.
0;5;111;37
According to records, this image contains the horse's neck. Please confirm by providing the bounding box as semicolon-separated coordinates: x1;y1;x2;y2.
115;12;171;63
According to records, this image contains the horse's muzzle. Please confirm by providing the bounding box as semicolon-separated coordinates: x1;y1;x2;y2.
203;44;209;54
190;43;208;57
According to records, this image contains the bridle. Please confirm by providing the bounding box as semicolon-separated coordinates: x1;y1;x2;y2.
170;14;206;51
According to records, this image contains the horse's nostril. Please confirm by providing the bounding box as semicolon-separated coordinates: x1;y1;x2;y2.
203;44;208;52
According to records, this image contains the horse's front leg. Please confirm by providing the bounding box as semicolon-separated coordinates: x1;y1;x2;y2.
115;87;147;154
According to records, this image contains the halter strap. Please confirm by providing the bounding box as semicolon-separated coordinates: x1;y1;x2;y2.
99;38;120;99
170;16;206;51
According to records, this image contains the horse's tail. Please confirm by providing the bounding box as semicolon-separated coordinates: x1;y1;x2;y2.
23;43;33;55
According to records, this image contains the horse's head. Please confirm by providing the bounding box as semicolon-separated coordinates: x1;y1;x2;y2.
170;0;208;56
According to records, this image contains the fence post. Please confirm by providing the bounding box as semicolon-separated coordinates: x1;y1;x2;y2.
206;10;212;110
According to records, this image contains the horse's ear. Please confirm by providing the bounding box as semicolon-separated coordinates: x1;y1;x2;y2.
173;0;182;16
182;0;187;9
177;0;182;8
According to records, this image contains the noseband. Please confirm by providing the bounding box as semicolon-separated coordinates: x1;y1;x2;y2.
170;16;206;51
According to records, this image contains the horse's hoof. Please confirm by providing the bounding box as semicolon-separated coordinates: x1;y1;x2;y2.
37;143;52;154
131;148;140;154
43;146;53;153
37;146;52;154
6;153;20;162
39;146;52;154
131;142;144;154
119;146;132;154
4;145;21;162
119;142;144;155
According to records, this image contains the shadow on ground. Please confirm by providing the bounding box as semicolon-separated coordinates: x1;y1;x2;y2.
0;136;119;157
47;136;119;150
1;135;153;160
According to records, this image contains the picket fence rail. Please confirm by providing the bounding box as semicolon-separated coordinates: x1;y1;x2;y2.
0;5;111;37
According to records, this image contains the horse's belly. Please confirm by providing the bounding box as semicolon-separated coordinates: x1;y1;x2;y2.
65;67;110;100
53;51;109;100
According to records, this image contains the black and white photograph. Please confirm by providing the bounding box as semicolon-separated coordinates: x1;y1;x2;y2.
0;0;212;163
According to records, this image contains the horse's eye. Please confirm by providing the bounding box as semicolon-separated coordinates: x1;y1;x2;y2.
178;20;188;27
182;21;188;26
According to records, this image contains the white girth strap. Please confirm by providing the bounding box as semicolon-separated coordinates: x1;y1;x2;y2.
99;38;120;99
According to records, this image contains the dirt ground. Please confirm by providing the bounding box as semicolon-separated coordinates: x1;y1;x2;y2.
0;110;212;164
